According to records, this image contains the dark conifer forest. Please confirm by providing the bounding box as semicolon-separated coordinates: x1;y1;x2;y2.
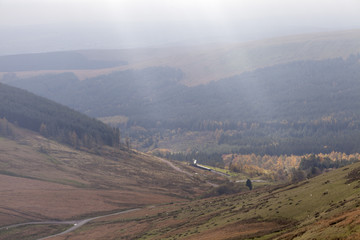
3;54;360;155
0;83;119;148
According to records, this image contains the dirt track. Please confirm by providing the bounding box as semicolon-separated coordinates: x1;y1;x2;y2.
1;208;139;240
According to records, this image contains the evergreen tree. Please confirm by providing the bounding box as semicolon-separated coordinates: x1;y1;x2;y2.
246;179;253;190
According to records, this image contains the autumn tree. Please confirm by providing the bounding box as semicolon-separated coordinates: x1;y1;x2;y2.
291;168;306;183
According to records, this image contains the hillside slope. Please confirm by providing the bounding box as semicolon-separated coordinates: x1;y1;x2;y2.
0;51;126;72
0;85;226;239
0;82;119;147
0;125;222;239
1;29;360;85
5;55;360;155
5;56;360;123
43;161;360;239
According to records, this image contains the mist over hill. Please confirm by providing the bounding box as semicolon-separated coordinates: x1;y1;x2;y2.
3;54;360;154
2;30;360;155
2;1;360;239
2;29;360;85
4;55;360;123
0;21;337;56
0;51;126;71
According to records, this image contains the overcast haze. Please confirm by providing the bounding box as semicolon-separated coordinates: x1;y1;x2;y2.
1;0;360;55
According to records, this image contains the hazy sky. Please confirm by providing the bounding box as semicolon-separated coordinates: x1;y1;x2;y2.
1;0;360;54
1;0;359;26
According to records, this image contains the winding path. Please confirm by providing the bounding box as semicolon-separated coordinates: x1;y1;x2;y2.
0;208;139;240
1;155;221;239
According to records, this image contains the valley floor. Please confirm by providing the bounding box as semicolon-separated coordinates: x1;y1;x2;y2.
1;129;360;239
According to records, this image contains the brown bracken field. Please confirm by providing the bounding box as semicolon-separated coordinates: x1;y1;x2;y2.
1;126;360;239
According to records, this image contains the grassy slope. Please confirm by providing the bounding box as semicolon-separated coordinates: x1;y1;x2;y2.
2;29;360;86
48;161;360;240
149;29;360;86
0;126;222;230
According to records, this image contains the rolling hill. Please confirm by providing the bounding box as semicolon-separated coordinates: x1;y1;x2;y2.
0;51;126;72
2;121;359;239
0;82;121;148
1;29;360;85
1;29;360;157
0;84;226;239
0;126;224;240
4;53;360;155
14;157;360;239
1;29;360;239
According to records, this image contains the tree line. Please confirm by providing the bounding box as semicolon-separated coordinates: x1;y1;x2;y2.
4;55;360;155
156;150;360;183
0;83;120;149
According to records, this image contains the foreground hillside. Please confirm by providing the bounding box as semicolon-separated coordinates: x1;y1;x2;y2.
0;84;225;239
1;127;359;239
39;161;360;240
0;126;224;240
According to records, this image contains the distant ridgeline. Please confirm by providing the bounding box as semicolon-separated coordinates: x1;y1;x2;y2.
0;83;119;148
0;51;126;71
4;56;360;124
3;55;360;154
